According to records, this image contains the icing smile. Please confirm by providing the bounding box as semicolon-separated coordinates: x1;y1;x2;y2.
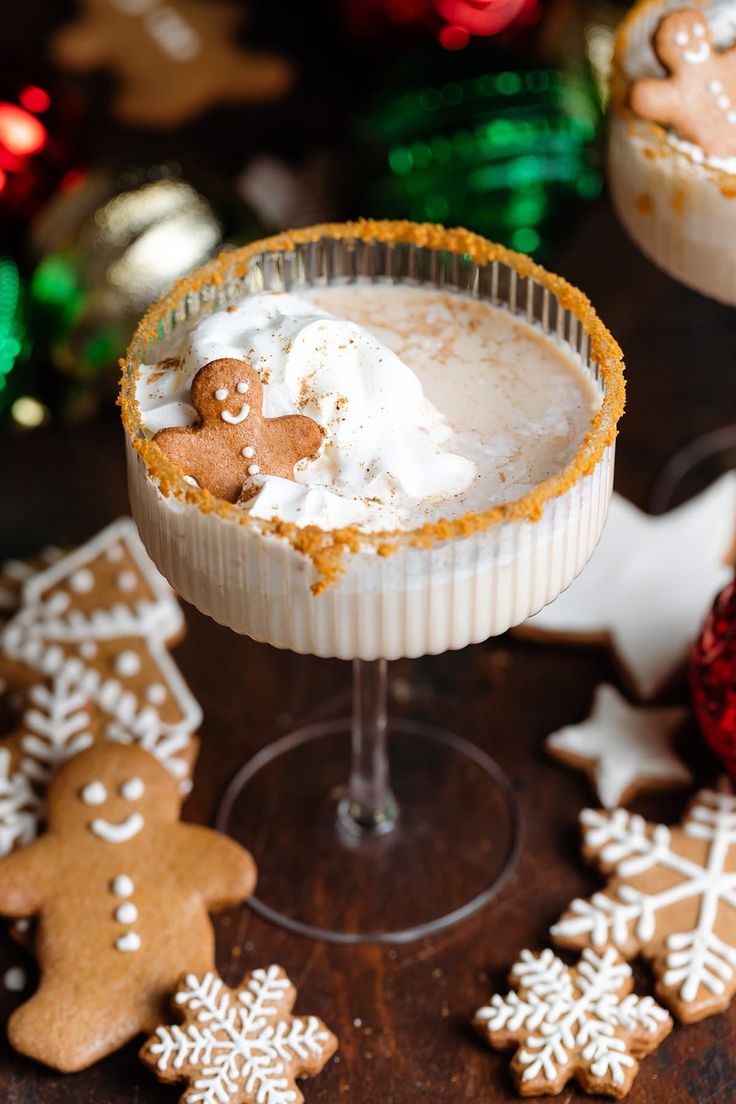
683;42;710;63
220;404;250;424
90;812;145;843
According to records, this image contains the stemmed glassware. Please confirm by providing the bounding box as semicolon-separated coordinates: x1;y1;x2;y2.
121;222;625;943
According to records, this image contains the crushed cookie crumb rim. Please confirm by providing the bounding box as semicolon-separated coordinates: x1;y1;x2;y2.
119;220;625;581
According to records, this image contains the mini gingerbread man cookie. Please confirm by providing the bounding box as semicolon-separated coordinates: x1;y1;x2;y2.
630;8;736;158
0;742;256;1072
153;358;324;503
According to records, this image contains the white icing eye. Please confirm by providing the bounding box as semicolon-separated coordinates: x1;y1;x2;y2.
120;777;145;801
693;22;705;36
81;781;107;806
236;380;249;394
674;30;688;44
214;387;229;400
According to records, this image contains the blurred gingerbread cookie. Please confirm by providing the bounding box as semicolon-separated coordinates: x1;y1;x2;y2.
51;0;294;128
153;358;324;502
630;8;736;158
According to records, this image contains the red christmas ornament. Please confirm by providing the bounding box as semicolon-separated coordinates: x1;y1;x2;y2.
691;577;736;774
435;0;531;36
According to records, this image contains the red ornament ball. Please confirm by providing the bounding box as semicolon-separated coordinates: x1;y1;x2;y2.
691;577;736;774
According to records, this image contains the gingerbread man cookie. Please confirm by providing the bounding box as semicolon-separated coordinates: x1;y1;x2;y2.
153;358;324;503
50;0;294;129
0;742;256;1072
630;8;736;158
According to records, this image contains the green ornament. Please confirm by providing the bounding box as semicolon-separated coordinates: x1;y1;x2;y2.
0;258;31;420
357;47;602;258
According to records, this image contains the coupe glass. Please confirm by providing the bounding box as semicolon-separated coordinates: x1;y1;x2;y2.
121;222;624;943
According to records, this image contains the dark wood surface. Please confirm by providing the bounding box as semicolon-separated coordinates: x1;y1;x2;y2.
1;197;735;1103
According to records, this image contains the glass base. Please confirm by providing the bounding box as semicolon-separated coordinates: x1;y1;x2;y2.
216;719;519;944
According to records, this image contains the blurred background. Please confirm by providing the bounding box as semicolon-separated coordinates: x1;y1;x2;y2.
0;0;624;434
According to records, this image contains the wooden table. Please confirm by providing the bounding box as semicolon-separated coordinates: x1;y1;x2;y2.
1;197;735;1103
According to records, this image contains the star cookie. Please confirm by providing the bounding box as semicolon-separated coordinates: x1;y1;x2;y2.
552;783;736;1022
630;8;736;159
140;965;338;1104
50;0;294;128
546;683;692;808
474;946;671;1098
522;474;736;700
153;358;324;503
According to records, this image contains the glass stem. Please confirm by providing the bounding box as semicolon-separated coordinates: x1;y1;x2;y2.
338;659;399;837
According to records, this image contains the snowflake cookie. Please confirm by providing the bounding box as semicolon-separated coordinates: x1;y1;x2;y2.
552;785;736;1022
474;947;671;1098
140;966;338;1104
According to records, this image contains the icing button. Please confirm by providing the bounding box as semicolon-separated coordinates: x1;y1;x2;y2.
115;931;141;952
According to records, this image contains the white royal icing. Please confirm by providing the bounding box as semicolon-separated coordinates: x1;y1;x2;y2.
80;780;107;806
115;931;141;952
120;776;145;800
115;901;138;924
3;966;27;993
220;404;250;424
90;811;144;843
146;683;167;705
70;569;94;594
115;650;142;678
551;785;736;1014
475;947;669;1089
116;570;137;592
111;874;135;897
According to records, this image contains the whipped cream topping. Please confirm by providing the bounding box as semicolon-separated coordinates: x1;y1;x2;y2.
137;291;477;530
